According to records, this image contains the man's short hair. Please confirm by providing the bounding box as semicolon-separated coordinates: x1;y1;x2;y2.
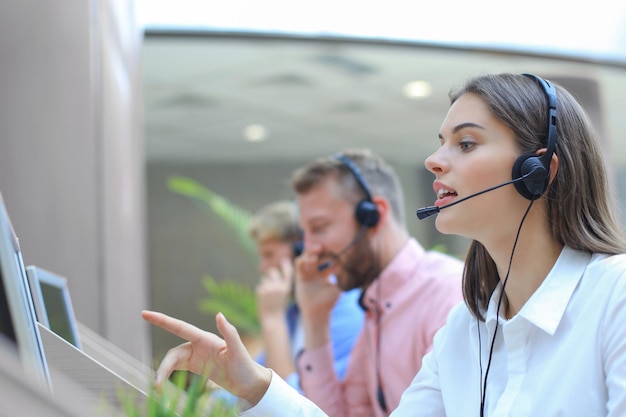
291;148;406;226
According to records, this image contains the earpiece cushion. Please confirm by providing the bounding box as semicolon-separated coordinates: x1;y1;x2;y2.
355;200;380;227
292;240;304;257
512;153;549;200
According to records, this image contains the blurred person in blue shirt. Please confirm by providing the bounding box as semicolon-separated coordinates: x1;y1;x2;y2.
248;200;364;391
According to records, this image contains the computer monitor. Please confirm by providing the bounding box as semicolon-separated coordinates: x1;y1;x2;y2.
26;266;81;349
0;192;51;390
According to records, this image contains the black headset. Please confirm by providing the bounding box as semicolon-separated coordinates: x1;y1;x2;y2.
479;73;559;417
292;236;304;257
334;154;380;228
511;74;558;200
334;153;385;411
291;203;304;257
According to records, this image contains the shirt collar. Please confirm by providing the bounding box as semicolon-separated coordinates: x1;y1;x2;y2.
485;246;591;335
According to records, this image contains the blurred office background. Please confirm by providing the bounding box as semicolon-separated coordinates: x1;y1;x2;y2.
1;0;625;365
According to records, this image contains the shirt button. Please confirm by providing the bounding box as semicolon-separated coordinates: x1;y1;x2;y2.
306;365;313;371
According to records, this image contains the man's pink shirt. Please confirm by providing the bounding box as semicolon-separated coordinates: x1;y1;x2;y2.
297;238;464;417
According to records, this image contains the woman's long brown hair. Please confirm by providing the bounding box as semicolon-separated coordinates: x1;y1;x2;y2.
456;74;626;320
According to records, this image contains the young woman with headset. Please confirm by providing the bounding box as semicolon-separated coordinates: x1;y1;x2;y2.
142;73;626;416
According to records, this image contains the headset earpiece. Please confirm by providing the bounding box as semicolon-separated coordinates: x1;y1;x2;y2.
292;240;304;257
355;199;380;228
514;74;558;200
335;154;380;228
511;153;549;200
292;227;304;257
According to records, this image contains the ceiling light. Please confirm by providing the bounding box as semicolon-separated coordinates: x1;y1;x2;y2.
243;124;268;142
403;80;432;100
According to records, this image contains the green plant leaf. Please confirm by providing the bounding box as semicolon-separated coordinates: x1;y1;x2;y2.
167;176;258;262
166;176;261;337
115;370;239;417
199;275;260;335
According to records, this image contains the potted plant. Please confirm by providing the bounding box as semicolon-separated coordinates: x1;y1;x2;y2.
167;176;261;352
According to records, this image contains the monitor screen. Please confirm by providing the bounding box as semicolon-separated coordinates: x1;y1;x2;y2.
0;268;16;345
26;266;81;349
0;193;51;390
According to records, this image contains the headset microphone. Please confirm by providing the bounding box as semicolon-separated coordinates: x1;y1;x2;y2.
416;166;545;220
317;260;333;272
317;224;369;271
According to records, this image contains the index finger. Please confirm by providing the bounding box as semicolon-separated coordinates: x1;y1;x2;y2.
142;310;205;343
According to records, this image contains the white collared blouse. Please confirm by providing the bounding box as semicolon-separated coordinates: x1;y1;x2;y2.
242;246;626;417
393;246;626;417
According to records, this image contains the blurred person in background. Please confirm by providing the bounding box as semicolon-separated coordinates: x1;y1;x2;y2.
248;200;364;392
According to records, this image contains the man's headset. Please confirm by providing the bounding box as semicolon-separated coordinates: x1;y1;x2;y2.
292;235;304;257
335;154;380;228
315;154;380;271
335;154;388;412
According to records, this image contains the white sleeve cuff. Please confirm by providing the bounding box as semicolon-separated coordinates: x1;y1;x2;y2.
238;370;327;417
